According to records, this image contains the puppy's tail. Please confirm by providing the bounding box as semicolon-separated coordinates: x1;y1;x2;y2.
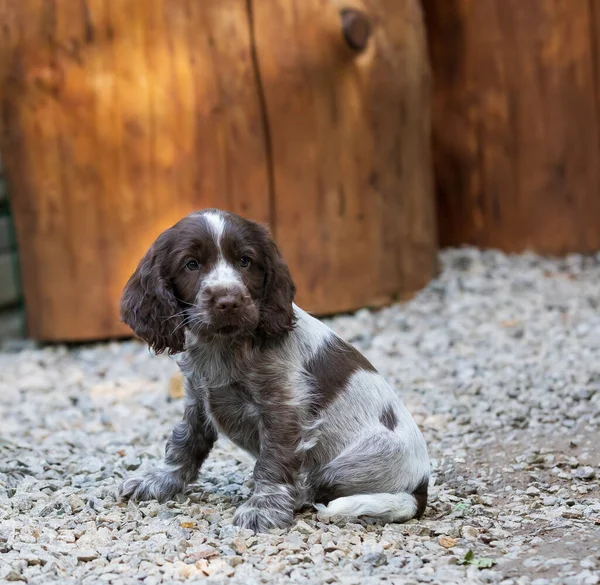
314;481;428;523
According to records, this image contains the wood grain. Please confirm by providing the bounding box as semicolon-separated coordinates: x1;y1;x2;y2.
252;0;437;314
0;0;437;339
423;0;600;254
0;0;270;340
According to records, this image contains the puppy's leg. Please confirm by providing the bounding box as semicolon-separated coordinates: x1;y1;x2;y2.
233;405;301;532
312;431;430;522
119;400;217;503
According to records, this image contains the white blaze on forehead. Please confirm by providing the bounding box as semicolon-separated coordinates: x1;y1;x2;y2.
201;211;245;291
203;211;226;246
204;260;244;290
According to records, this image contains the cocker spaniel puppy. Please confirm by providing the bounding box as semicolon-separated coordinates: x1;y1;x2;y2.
119;209;430;532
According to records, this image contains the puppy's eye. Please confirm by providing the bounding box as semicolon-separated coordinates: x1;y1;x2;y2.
240;256;252;269
185;259;200;271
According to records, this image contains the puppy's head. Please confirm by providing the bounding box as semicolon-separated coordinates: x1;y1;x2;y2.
120;210;296;354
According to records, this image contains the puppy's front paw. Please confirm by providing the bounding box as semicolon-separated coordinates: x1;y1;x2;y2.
233;495;294;532
119;467;184;503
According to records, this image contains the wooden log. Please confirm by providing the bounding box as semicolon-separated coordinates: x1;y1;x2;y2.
253;0;437;314
423;0;600;254
0;0;270;340
0;0;437;340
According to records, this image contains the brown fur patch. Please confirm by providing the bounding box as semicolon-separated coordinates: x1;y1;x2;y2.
413;477;429;518
380;405;398;430
304;336;376;415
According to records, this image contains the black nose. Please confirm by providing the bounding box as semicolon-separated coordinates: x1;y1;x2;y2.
214;292;243;312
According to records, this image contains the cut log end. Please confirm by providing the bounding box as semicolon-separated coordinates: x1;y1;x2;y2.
340;8;372;52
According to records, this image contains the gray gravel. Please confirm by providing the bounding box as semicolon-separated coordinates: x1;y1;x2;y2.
1;248;599;585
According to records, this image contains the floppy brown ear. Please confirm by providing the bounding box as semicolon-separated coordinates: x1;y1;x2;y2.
120;237;186;355
258;237;297;338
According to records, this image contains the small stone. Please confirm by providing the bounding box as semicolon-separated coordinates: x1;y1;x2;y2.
206;512;222;524
22;554;44;566
79;457;103;474
439;536;457;549
263;545;279;556
403;524;431;537
205;558;232;576
433;523;460;538
76;549;100;562
123;456;142;471
37;504;55;517
294;520;314;535
460;525;479;540
357;552;387;567
188;545;219;560
573;467;596;480
178;563;202;579
526;486;540;496
575;387;597;401
224;537;243;554
58;530;76;543
68;494;86;513
218;524;239;539
219;545;237;557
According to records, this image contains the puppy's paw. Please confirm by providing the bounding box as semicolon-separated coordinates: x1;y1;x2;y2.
119;467;184;503
233;495;294;532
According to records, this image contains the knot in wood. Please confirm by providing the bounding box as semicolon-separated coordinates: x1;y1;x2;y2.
340;8;372;52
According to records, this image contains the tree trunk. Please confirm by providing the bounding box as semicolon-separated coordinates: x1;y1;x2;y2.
253;0;437;313
0;0;437;341
423;0;600;254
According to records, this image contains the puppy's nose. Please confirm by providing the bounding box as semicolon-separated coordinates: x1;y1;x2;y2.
214;292;243;312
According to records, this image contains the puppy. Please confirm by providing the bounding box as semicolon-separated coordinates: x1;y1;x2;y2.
119;209;430;531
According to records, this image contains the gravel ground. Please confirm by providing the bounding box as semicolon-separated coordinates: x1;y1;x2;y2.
1;248;599;585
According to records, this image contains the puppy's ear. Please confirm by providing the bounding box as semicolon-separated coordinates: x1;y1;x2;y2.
120;234;185;355
258;234;297;338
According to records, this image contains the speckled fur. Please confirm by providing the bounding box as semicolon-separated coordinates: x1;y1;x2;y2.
118;210;430;531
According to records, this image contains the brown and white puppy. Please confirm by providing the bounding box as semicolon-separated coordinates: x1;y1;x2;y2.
119;209;430;532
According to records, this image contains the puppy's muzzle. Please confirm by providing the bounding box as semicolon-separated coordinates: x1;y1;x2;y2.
202;285;255;335
206;286;247;315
